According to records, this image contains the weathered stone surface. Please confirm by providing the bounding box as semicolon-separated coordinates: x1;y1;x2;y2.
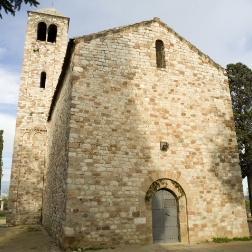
7;8;69;225
8;8;249;250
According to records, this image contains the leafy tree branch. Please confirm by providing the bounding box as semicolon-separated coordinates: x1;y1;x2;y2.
0;0;39;18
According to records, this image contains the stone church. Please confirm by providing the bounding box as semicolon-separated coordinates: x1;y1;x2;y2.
7;7;249;249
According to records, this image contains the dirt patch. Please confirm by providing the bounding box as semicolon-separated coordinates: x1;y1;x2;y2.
0;220;62;252
0;219;251;252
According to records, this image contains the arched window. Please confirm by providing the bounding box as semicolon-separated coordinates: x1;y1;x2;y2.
155;40;166;68
40;72;46;88
37;22;47;41
47;24;57;43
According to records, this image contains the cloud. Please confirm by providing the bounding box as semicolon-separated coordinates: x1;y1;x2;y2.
2;0;252;69
243;179;248;196
0;113;16;182
50;0;252;70
0;114;16;155
0;48;7;59
1;0;252;195
0;66;19;181
2;156;12;182
0;66;20;105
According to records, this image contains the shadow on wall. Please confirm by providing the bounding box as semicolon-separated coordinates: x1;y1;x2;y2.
7;130;46;224
248;221;252;235
46;22;247;248
199;104;246;237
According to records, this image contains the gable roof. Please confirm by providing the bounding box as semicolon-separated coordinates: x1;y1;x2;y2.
73;17;224;71
29;7;69;19
48;17;225;121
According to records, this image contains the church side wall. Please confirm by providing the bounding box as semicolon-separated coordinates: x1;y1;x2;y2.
42;61;73;243
62;22;248;248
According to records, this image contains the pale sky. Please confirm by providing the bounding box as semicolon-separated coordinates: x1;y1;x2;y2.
0;0;251;194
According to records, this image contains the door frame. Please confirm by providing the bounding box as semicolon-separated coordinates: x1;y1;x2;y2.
152;188;180;244
139;172;190;244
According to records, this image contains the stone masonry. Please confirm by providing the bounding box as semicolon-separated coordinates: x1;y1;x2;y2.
8;8;249;250
7;8;69;224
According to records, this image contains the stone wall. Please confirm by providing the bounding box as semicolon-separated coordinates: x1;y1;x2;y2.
13;11;248;247
42;57;73;244
56;19;248;248
7;9;69;224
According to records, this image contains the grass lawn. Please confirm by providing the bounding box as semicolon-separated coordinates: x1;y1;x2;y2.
0;213;6;220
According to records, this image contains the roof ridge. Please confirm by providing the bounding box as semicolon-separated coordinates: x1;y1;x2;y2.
73;17;224;71
31;7;67;18
48;17;225;121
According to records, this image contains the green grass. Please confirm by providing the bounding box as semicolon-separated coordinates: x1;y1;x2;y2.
0;212;6;220
233;236;252;241
83;248;104;251
212;237;232;243
27;227;41;232
212;236;252;243
0;212;6;218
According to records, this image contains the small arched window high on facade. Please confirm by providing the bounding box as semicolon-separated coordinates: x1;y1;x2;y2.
40;72;46;88
47;24;57;43
37;22;47;41
155;40;166;68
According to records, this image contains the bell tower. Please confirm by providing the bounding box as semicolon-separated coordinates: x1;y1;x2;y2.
7;8;69;224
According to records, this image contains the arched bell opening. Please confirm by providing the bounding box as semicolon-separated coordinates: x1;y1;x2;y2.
47;24;57;43
37;22;47;41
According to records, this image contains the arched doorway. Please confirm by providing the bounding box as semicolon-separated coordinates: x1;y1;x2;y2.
140;173;190;244
152;189;179;244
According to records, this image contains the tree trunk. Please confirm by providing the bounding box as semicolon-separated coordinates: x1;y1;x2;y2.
248;172;252;214
0;171;1;197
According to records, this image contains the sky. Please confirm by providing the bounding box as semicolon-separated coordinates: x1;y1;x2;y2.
0;0;252;195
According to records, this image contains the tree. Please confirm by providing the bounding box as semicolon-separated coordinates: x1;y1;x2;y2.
245;199;251;213
227;62;252;214
0;130;3;197
0;0;39;18
3;196;8;210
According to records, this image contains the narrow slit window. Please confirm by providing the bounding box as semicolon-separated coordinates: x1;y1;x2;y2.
47;24;57;43
40;72;46;88
156;40;166;68
37;22;47;41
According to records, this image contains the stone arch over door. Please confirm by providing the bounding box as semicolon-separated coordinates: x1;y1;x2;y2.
139;171;192;244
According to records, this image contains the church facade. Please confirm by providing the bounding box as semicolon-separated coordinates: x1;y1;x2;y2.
7;8;249;249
